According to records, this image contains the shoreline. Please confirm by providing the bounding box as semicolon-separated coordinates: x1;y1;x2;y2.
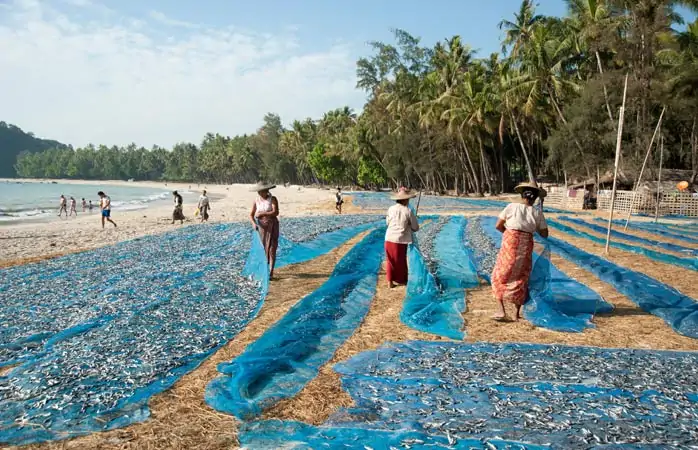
0;180;339;265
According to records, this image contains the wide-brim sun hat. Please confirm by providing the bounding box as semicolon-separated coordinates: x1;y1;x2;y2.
390;190;418;201
249;182;276;192
514;182;547;198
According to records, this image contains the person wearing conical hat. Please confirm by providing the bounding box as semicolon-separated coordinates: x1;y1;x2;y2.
249;182;279;280
384;188;420;288
491;182;549;322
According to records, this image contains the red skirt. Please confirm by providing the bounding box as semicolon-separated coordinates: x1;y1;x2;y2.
385;241;408;284
491;229;534;306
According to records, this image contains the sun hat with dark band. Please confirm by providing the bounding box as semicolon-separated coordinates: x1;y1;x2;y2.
514;182;547;198
390;190;418;200
249;182;277;192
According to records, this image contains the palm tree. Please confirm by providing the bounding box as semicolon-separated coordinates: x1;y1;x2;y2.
499;0;545;58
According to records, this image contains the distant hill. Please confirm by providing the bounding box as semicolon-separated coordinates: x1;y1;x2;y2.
0;122;68;178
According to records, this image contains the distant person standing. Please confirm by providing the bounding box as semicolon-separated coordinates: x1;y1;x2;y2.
69;197;78;216
58;195;67;217
88;200;94;212
335;187;344;214
81;198;87;212
98;191;117;228
172;191;185;224
197;190;210;223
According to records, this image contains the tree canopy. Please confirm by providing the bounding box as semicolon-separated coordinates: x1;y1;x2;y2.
12;1;698;193
0;122;68;178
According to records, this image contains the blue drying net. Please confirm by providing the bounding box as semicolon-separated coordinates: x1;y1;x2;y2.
548;219;698;272
559;216;698;257
276;217;383;268
319;341;698;448
0;223;267;446
239;419;547;449
205;227;386;420
402;216;479;339
592;217;698;243
471;217;612;332
543;234;698;338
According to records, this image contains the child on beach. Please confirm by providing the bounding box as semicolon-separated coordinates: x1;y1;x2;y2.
89;200;93;211
58;195;67;217
98;191;117;228
69;197;77;216
81;198;87;212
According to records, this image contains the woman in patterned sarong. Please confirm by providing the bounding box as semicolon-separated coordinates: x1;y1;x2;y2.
491;182;548;321
249;182;280;280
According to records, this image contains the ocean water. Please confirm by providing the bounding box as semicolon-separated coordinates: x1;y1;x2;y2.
0;181;175;222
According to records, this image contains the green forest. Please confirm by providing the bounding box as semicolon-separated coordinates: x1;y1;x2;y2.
12;0;698;194
0;122;67;179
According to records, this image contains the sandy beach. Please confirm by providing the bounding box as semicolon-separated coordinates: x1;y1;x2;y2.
0;179;339;266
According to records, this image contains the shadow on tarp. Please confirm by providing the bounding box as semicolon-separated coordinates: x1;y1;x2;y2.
543;234;698;339
323;341;698;449
275;220;383;268
477;217;612;332
402;217;478;340
560;216;698;257
205;228;386;420
239;419;546;450
592;217;698;243
548;219;698;272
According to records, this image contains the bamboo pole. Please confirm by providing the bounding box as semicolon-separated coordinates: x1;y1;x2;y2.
605;74;629;254
623;106;666;230
415;190;423;216
654;134;664;223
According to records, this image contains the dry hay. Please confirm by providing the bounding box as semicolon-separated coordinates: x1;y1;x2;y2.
464;250;698;351
13;233;367;450
264;261;442;425
549;225;698;299
0;249;87;269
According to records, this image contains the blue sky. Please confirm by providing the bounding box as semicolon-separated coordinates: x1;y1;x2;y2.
0;0;695;147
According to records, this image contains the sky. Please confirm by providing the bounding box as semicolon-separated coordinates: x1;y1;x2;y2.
0;0;694;148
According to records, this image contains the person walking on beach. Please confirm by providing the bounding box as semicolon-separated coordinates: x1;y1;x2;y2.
249;183;279;280
172;191;185;224
491;182;548;322
58;195;67;217
385;188;419;288
98;191;117;228
335;187;344;214
81;198;87;212
197;190;210;223
69;197;78;216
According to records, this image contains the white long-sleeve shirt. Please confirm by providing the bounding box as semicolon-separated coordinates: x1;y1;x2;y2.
385;203;419;244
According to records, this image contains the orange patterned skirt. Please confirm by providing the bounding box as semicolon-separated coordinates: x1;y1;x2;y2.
491;229;534;306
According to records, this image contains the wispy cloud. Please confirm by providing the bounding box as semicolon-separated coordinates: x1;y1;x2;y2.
148;10;199;29
0;0;364;147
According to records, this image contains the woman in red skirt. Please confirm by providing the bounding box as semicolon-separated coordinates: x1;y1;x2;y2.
491;182;549;321
385;189;420;288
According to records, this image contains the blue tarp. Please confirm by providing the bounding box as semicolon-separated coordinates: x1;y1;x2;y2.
592;217;698;243
0;224;267;446
548;219;698;272
543;234;698;338
323;341;698;448
402;217;478;339
559;216;698;257
475;217;613;332
205;228;386;419
240;419;547;449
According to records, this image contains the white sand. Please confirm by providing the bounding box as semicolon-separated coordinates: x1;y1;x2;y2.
0;180;340;264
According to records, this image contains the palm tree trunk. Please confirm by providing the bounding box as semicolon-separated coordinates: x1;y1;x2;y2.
691;117;697;184
596;51;615;126
458;133;481;194
509;113;536;185
478;137;492;194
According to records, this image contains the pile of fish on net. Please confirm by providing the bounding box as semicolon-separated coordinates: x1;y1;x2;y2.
280;214;383;243
331;341;698;448
415;216;450;277
0;223;264;445
464;216;498;280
